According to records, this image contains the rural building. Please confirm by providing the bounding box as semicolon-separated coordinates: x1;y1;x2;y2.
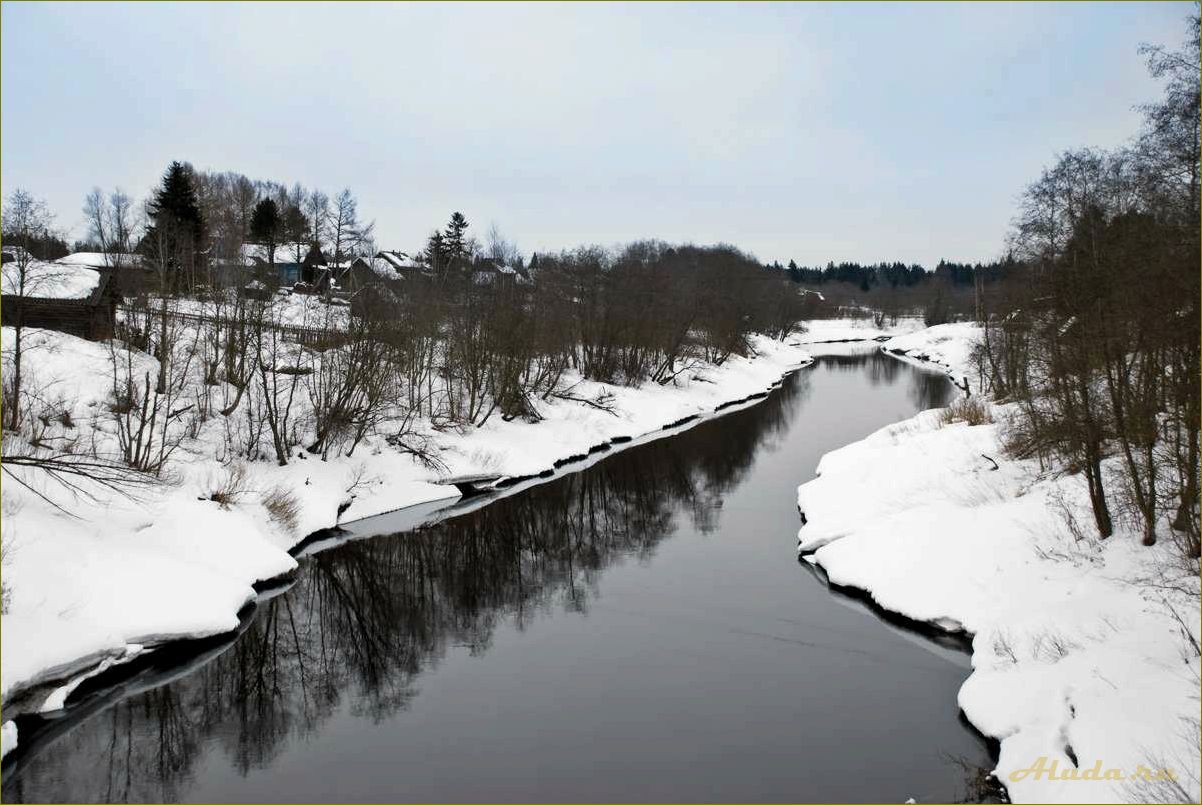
241;242;328;285
1;260;121;340
376;250;433;279
471;257;532;287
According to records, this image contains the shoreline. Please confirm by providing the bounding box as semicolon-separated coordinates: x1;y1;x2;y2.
3;329;868;736
797;327;1200;804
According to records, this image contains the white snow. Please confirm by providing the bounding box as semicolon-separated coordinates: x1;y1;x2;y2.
377;250;426;272
39;644;144;713
240;242;311;265
880;322;981;391
56;252;141;269
1;721;16;759
148;291;350;330
2;260;101;300
0;325;813;711
797;325;1200;804
796;315;924;345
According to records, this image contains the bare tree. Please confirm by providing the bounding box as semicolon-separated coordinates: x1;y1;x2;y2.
2;189;62;431
304;190;330;249
83;187;137;271
328;188;373;263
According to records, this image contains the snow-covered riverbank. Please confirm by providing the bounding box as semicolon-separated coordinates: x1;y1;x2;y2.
0;323;844;723
798;325;1201;804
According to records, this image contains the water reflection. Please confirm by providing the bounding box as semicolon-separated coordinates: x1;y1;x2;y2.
4;362;812;803
818;351;951;410
2;352;981;804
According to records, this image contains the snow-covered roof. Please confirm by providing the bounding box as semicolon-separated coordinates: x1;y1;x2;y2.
2;260;102;300
57;252;141;269
240;242;312;265
377;250;428;272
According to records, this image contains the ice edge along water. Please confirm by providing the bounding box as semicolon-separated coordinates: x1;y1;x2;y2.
0;318;912;756
798;324;1201;805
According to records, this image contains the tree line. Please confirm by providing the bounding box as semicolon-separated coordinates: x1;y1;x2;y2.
2;156;815;496
774;257;1020;290
973;11;1200;561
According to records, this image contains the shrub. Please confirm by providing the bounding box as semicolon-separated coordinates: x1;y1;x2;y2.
940;396;993;427
262;484;300;532
207;462;249;507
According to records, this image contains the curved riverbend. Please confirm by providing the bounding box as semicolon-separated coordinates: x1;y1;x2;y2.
2;349;995;803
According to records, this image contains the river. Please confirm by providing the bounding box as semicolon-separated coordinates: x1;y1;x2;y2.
1;347;996;803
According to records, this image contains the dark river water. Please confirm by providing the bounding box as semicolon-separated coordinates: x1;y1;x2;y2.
1;348;995;803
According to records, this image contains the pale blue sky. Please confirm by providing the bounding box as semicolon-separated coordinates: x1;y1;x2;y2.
1;1;1191;265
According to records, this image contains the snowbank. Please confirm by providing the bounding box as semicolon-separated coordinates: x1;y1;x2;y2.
0;327;813;710
880;322;981;391
797;327;1200;803
796;315;924;344
1;721;16;759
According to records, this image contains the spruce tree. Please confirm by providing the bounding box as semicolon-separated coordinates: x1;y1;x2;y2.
444;211;469;263
143;161;206;291
425;230;447;272
249;198;282;266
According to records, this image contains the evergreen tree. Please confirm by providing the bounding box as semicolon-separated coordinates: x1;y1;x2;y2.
146;161;204;243
425;230;447;272
443;211;469;263
143;161;206;291
787;259;802;284
249;198;282;266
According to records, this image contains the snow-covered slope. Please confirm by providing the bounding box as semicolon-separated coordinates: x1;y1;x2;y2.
880;322;981;391
798;326;1200;804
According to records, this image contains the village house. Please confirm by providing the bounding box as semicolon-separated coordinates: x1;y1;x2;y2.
326;255;407;294
240;242;328;286
471;257;532;287
0;259;121;340
376;250;433;279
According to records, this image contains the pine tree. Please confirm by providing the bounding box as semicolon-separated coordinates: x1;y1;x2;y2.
443;211;469;264
787;259;802;284
146;161;204;243
143;161;206;291
425;230;447;272
249;198;282;266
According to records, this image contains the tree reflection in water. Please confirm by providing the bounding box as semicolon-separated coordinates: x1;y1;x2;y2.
4;356;824;804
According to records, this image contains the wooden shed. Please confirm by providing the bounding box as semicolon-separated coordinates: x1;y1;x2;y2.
1;267;121;340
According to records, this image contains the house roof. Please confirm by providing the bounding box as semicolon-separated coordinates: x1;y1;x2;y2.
57;252;142;269
2;260;102;300
240;242;313;266
376;250;428;273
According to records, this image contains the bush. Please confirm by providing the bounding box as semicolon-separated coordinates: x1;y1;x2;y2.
262;485;300;532
940;396;993;427
207;462;249;507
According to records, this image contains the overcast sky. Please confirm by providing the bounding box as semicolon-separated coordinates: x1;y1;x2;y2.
1;1;1191;266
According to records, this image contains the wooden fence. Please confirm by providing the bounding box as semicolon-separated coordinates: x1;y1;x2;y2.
117;306;349;349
